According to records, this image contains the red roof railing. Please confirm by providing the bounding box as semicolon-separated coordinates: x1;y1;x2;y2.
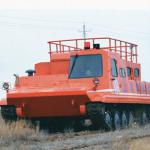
48;37;138;63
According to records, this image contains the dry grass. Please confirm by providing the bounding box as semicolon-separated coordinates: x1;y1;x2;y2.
0;120;37;140
0;114;150;150
0;115;48;150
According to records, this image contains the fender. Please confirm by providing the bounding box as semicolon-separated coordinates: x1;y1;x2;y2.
0;99;7;106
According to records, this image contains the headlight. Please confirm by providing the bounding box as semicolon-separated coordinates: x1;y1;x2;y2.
2;82;10;91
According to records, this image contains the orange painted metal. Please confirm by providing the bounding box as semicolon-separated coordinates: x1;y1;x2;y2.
0;100;7;106
0;37;149;119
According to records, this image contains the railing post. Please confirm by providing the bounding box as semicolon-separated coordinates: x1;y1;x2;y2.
135;46;138;63
120;41;122;58
130;44;133;62
76;40;78;49
114;39;117;53
59;41;61;52
49;43;52;59
109;38;111;51
125;42;127;61
68;46;70;52
93;39;95;48
62;46;64;53
56;44;58;53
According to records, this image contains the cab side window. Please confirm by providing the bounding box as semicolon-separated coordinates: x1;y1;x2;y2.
134;68;140;77
119;68;126;78
127;67;132;77
111;59;118;77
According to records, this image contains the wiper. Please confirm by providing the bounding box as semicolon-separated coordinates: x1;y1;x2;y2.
69;54;78;78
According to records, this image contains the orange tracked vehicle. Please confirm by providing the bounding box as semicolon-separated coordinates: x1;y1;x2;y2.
0;37;150;130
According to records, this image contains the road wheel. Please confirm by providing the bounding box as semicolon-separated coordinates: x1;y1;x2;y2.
122;111;128;129
113;111;121;130
128;111;135;127
64;118;78;133
141;111;148;125
104;111;112;130
63;124;74;133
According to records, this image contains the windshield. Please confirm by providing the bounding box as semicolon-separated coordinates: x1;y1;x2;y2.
69;54;103;78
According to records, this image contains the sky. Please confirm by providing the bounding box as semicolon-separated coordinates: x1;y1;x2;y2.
0;0;150;98
0;0;150;10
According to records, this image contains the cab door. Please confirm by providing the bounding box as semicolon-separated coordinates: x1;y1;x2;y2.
111;58;120;93
111;58;129;93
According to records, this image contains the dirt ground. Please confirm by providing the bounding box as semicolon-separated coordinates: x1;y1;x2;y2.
128;137;150;150
1;116;150;150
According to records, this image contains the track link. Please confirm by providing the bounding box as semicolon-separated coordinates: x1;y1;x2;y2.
1;106;17;122
86;103;150;131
